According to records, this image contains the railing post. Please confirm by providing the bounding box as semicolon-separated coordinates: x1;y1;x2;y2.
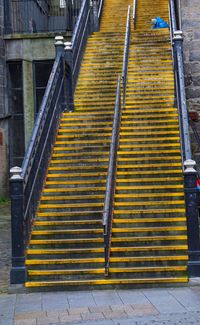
64;41;74;112
184;159;200;276
90;0;99;32
173;30;192;161
10;167;27;285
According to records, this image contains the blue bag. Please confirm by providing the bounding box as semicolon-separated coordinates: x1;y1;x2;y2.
152;17;169;29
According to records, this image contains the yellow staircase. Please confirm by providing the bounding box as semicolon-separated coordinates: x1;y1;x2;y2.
110;0;188;284
25;0;188;289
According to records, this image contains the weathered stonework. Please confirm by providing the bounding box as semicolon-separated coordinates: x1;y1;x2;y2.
181;0;200;113
0;0;8;197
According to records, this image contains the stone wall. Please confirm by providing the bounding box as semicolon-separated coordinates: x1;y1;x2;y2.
181;0;200;113
0;0;8;198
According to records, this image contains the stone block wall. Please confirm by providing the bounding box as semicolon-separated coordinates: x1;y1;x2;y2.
0;0;8;197
181;0;200;112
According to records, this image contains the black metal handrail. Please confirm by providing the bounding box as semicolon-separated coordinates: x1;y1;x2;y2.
169;0;191;162
10;43;65;284
133;0;137;29
22;53;64;227
9;0;102;284
71;0;91;86
102;6;131;275
122;5;131;104
103;76;122;276
98;0;104;19
169;0;200;277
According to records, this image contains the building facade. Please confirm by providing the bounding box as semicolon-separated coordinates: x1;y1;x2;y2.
0;0;200;197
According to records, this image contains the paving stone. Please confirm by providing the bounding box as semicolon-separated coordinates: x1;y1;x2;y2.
143;289;186;314
81;312;104;321
89;305;111;313
110;304;133;313
42;292;69;311
14;319;36;325
169;288;200;312
59;313;82;323
103;310;128;320
67;292;95;309
68;307;89;315
47;310;66;318
0;319;13;325
92;290;122;306
15;311;46;320
37;314;59;325
117;290;149;305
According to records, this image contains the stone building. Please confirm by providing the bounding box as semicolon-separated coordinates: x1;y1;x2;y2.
0;0;200;198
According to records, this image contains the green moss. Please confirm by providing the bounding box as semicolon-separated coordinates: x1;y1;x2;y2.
0;197;10;205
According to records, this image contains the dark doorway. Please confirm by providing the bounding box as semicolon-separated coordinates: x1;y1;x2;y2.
7;61;25;167
33;60;54;118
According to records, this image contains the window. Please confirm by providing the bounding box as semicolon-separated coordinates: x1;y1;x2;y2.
7;61;25;167
33;60;54;117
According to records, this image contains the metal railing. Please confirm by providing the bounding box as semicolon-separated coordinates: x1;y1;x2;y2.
97;0;104;20
133;0;137;29
71;0;91;86
9;0;94;284
103;6;131;276
10;42;65;284
169;0;200;277
103;76;121;276
169;0;191;162
122;5;131;104
4;0;82;34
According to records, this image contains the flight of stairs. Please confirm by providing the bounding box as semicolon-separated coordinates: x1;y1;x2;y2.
109;0;188;284
25;0;188;289
25;0;131;289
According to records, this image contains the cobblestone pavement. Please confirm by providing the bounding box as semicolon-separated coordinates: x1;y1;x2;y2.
0;202;11;293
0;287;200;325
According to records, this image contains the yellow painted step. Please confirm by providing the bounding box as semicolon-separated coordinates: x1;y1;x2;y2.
30;238;104;244
34;220;102;226
109;266;187;273
25;257;105;265
28;268;105;276
114;208;185;214
32;228;103;235
109;256;188;262
25;277;188;287
27;248;104;255
110;245;187;252
113;217;186;224
111;226;186;233
40;195;104;201
112;235;187;243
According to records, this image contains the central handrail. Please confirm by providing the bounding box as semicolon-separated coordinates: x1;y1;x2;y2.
103;76;121;276
103;6;131;276
122;5;131;104
133;0;137;29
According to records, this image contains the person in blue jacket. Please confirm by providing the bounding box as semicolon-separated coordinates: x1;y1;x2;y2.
151;17;169;29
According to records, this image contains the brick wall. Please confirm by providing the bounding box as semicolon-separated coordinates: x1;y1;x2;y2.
181;0;200;113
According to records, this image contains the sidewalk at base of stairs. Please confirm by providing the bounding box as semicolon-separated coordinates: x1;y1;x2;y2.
1;203;200;325
1;286;200;325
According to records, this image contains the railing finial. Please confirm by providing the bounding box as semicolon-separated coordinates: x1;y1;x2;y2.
10;166;23;180
55;35;64;46
64;42;72;51
184;159;196;173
